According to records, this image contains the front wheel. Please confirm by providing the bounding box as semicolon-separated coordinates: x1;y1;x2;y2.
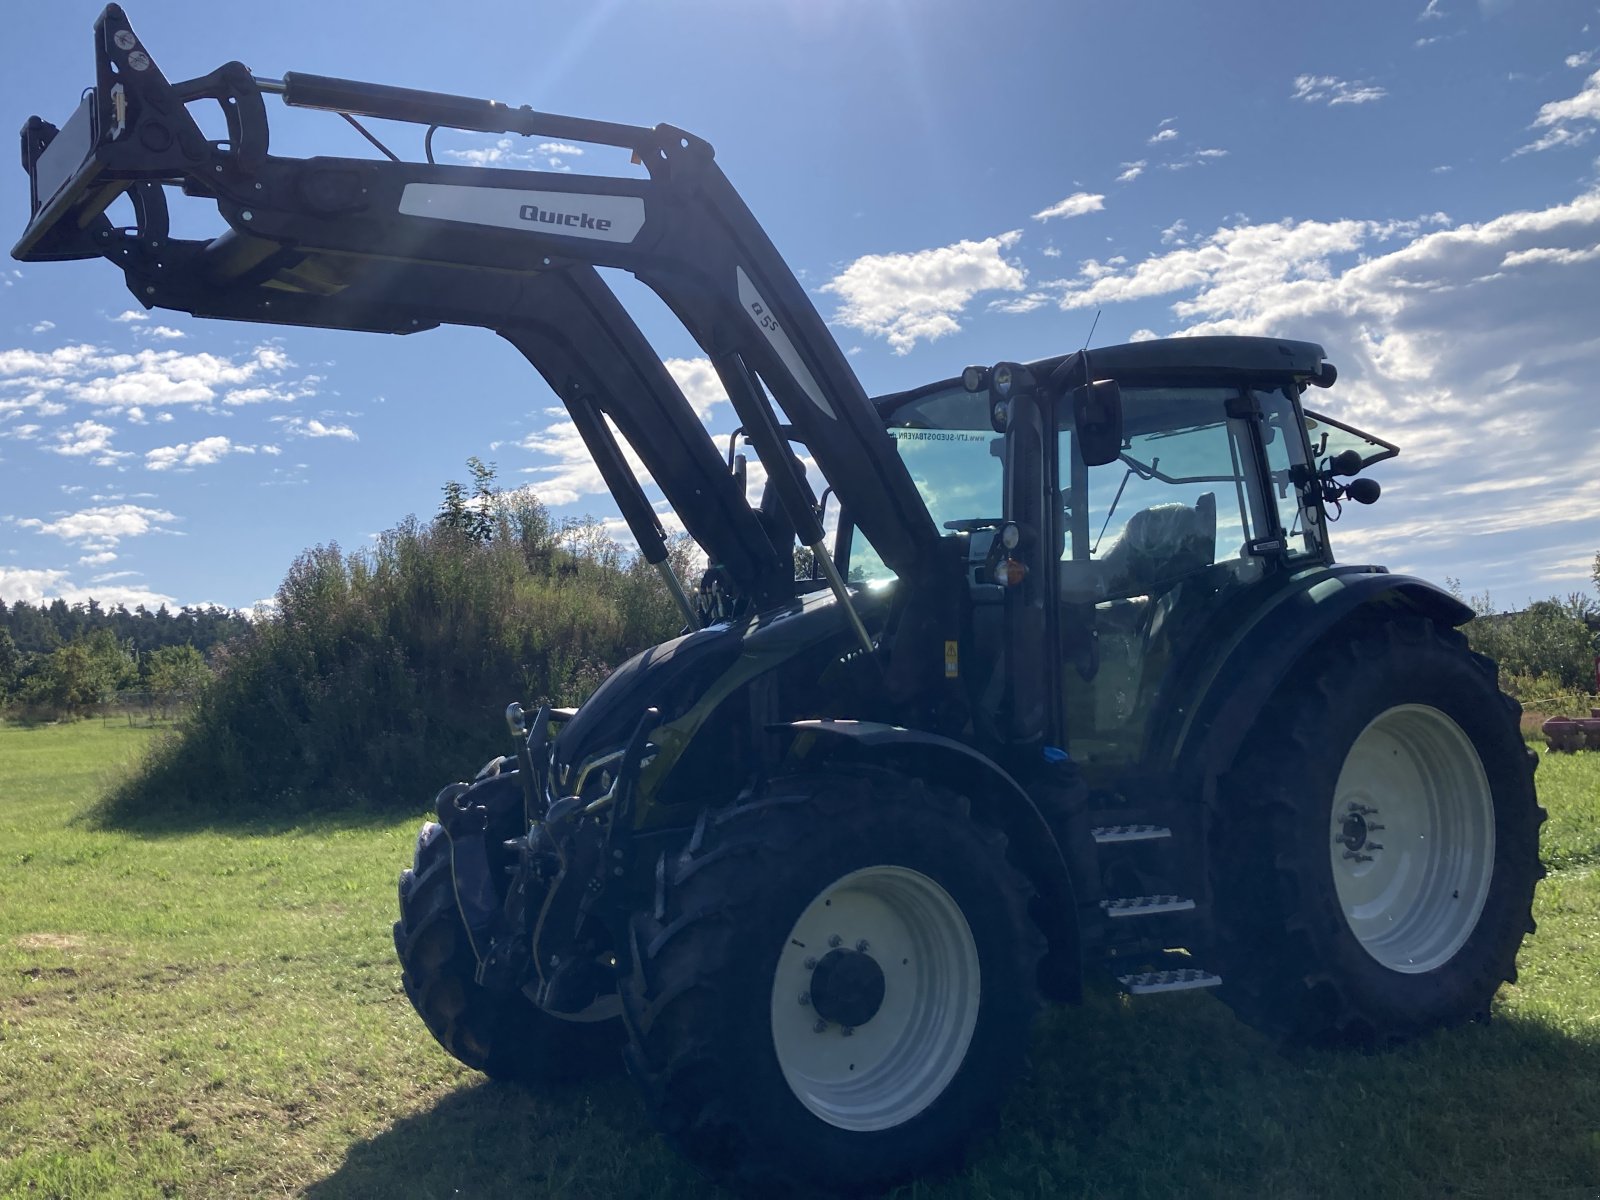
394;817;618;1083
1211;617;1543;1044
619;770;1043;1195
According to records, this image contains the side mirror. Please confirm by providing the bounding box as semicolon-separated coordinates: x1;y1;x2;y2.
1329;449;1364;476
1073;379;1123;467
1347;477;1381;505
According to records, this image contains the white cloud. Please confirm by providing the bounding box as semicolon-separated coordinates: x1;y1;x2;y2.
0;341;302;419
1565;51;1594;69
442;136;585;171
30;320;54;334
111;310;148;323
45;420;131;466
78;551;117;566
1033;192;1105;222
276;416;358;440
15;503;179;550
1515;69;1600;155
1033;187;1600;601
1419;0;1444;17
135;325;187;341
821;231;1026;354
1116;161;1146;183
664;357;728;422
987;292;1053;314
145;435;255;471
1291;74;1388;106
0;565;177;610
1148;127;1178;144
508;357;724;510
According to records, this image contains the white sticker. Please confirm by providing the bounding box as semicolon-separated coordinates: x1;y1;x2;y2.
113;30;137;51
735;266;836;421
398;183;645;244
127;50;150;71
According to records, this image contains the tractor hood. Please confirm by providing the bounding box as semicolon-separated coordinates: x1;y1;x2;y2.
551;586;892;800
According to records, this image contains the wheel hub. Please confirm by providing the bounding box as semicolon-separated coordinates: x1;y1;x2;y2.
1335;804;1383;861
808;948;886;1028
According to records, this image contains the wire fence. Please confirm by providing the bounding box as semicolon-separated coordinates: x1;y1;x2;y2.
97;690;199;727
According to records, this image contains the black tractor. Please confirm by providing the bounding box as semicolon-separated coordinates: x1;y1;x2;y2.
16;9;1543;1195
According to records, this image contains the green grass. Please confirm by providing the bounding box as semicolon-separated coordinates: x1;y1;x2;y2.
2;723;1599;1199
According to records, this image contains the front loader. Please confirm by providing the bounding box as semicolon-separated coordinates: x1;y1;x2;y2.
15;9;1543;1195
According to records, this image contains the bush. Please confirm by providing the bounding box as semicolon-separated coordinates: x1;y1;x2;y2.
1458;583;1600;719
103;487;687;820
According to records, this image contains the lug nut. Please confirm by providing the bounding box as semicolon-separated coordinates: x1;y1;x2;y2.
813;1019;828;1033
855;939;869;953
799;992;810;1007
828;935;843;948
841;1026;854;1037
803;957;817;970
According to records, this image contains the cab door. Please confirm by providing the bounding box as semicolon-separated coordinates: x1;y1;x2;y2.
1054;383;1286;771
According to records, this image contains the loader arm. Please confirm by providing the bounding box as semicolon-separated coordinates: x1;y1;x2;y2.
14;4;941;612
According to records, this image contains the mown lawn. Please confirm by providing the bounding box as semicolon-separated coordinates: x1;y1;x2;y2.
2;721;1598;1199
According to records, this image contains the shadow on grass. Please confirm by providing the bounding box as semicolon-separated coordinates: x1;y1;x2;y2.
82;782;431;840
304;988;1600;1200
303;1072;709;1200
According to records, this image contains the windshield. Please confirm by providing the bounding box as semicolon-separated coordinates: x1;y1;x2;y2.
848;385;1000;583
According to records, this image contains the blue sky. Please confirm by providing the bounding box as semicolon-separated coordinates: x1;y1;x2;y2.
2;0;1597;614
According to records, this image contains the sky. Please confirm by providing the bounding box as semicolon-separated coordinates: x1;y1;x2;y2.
1;0;1597;615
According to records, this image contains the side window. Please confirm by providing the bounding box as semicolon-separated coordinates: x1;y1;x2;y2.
1060;388;1264;601
1257;387;1321;559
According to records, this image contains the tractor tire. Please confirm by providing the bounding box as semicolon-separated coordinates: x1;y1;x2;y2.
618;769;1043;1197
1211;617;1543;1045
394;820;618;1083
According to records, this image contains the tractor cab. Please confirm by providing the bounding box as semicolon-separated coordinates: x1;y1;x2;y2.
852;339;1398;782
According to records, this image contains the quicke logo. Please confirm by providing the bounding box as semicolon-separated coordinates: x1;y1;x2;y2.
519;203;613;232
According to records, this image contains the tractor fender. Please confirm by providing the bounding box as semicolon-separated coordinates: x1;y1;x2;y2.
775;718;1081;999
1159;568;1473;788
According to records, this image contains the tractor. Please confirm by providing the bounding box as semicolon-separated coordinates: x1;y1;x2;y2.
15;9;1542;1195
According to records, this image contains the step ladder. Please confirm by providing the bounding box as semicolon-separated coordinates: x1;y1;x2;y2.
1079;811;1224;997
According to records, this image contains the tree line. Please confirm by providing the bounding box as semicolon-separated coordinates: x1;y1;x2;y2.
0;593;248;720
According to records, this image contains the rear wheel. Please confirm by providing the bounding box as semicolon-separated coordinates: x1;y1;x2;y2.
619;770;1042;1195
1212;617;1543;1044
394;819;618;1083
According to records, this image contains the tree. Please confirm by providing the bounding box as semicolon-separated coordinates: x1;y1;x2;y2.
438;478;471;537
0;628;20;702
145;644;210;718
21;630;132;718
467;456;498;545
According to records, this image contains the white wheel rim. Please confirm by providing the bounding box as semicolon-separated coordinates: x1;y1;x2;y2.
769;865;980;1132
1330;704;1495;974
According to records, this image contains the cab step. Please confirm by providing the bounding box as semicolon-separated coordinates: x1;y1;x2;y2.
1091;824;1172;844
1117;968;1222;995
1101;894;1195;918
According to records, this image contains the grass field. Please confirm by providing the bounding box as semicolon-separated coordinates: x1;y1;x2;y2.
2;722;1598;1199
